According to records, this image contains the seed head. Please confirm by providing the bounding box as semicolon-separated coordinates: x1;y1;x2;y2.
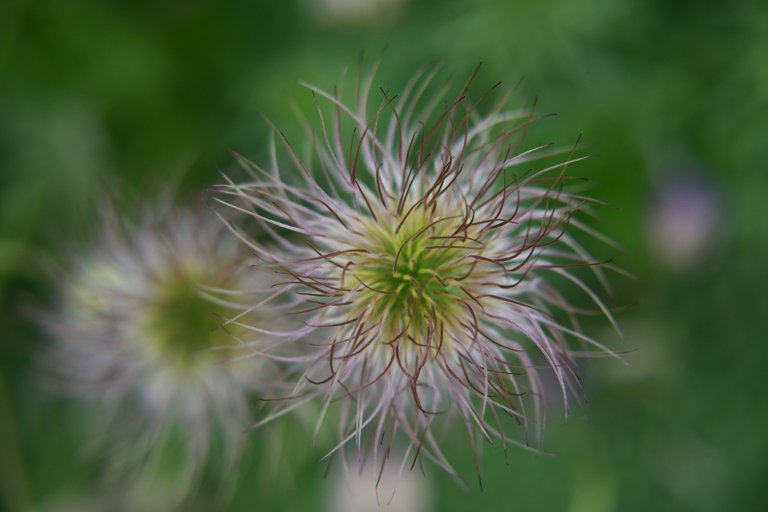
216;63;623;482
42;200;275;496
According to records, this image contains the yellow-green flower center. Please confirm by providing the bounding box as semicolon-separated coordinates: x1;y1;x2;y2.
144;270;236;364
346;207;476;347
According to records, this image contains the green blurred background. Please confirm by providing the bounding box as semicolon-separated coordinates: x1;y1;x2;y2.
2;0;767;510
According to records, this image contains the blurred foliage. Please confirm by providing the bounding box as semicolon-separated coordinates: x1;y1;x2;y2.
1;0;767;510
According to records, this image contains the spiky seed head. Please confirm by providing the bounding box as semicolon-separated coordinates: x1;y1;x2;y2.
43;201;276;496
217;63;623;482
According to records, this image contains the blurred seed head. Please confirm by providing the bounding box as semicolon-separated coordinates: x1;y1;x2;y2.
41;199;278;498
216;62;623;482
327;451;432;512
301;0;409;26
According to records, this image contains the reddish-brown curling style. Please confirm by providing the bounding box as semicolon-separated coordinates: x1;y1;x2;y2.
215;63;623;483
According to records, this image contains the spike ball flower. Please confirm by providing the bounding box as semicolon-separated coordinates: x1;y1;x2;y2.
217;64;623;479
43;203;277;494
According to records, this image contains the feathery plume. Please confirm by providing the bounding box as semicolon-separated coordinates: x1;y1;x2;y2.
216;63;624;483
42;200;277;499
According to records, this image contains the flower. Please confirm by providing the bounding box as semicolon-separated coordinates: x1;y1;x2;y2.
328;449;432;512
42;200;276;498
301;0;409;26
647;171;721;270
216;64;622;482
